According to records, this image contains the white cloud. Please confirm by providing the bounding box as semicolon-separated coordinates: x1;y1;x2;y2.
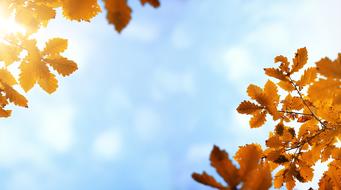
134;107;161;142
220;47;256;82
92;129;122;161
152;69;195;100
122;21;160;43
0;125;50;168
38;105;75;153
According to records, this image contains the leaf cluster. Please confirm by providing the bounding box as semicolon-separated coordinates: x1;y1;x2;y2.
193;48;341;189
0;0;159;117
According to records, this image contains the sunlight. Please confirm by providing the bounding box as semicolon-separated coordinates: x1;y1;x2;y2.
0;11;25;37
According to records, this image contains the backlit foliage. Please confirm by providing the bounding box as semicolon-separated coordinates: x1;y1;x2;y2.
0;0;159;117
193;48;341;189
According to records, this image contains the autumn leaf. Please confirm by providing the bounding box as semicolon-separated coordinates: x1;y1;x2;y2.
264;68;288;81
277;81;295;92
192;172;226;189
291;47;308;74
140;0;160;8
316;56;341;79
274;55;290;73
296;67;317;88
62;0;101;21
210;145;240;187
249;111;266;128
237;101;262;114
0;69;17;86
0;107;11;118
45;56;78;77
1;83;28;107
241;162;272;190
105;0;132;33
43;38;68;56
234;144;262;180
264;80;279;105
299;165;314;182
19;55;58;94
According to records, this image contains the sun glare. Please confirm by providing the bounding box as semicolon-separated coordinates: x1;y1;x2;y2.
0;12;25;37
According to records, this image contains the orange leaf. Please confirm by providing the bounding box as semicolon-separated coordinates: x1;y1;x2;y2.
241;163;272;190
236;101;262;114
105;0;132;33
210;145;240;187
140;0;160;8
264;68;288;81
249;111;266;128
296;67;317;88
234;144;262;180
291;47;308;74
192;172;226;189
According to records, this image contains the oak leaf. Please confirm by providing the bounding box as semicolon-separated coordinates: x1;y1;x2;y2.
249;111;266;128
236;101;262;114
192;172;226;189
140;0;160;7
210;145;240;187
62;0;101;21
105;0;132;33
291;47;308;74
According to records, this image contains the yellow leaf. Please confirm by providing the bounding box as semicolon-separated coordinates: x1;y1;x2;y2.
140;0;160;7
37;67;58;94
15;7;40;33
316;55;341;79
62;0;101;21
308;79;340;103
236;101;262;114
43;38;68;55
45;56;78;76
249;111;266;128
296;67;317;88
0;68;17;86
19;58;37;92
210;145;240;187
19;55;58;94
2;83;28;107
34;4;56;25
234;144;262;180
105;0;132;32
291;47;308;74
277;81;295;92
0;43;21;66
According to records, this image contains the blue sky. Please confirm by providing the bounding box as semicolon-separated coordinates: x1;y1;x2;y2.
0;0;341;189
